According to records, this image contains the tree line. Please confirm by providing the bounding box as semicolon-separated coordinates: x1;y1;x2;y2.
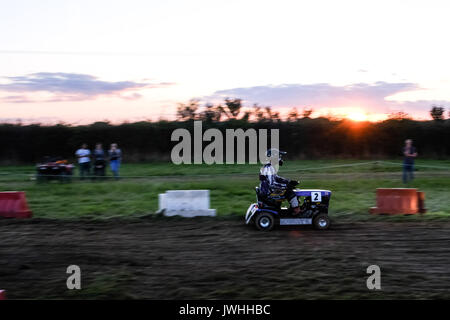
0;101;449;164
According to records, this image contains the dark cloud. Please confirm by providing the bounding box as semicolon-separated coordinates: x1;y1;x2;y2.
0;72;173;102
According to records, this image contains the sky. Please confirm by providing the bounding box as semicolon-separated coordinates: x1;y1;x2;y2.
1;0;450;124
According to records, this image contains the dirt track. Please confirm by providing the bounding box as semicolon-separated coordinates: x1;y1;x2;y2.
1;217;449;299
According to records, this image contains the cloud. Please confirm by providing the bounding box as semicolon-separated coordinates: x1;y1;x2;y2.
1;95;34;103
206;82;430;113
204;82;450;120
0;72;173;103
392;99;450;113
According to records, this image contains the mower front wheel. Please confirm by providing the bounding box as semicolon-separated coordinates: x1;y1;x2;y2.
313;213;330;230
255;212;275;231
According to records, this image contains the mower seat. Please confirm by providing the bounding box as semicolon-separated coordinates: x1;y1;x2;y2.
255;187;281;210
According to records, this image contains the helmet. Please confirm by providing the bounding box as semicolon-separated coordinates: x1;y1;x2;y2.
266;148;287;166
266;148;287;158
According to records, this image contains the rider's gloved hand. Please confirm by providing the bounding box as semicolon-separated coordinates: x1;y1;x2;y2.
288;180;299;188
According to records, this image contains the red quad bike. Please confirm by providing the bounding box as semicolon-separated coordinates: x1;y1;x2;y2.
245;182;332;231
36;157;74;183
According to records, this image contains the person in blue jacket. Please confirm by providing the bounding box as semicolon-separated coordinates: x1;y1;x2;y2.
108;143;122;179
403;139;418;184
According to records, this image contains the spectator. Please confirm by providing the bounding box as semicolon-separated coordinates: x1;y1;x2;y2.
108;143;122;179
403;139;418;184
75;143;91;180
93;143;106;179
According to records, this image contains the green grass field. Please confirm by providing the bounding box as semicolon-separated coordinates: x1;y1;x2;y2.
0;159;449;220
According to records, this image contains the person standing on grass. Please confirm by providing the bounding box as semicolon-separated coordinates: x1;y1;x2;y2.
75;143;91;180
403;139;418;184
93;143;106;179
108;143;122;179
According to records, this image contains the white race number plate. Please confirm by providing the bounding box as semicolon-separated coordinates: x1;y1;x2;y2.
311;191;322;202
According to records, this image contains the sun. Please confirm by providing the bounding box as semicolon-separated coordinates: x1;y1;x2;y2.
346;111;368;122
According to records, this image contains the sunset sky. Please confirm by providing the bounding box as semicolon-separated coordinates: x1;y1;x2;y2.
1;0;450;124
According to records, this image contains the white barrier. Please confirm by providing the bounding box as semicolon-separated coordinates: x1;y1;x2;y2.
158;190;216;217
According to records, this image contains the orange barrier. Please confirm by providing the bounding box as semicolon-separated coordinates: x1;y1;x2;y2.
417;191;427;214
369;188;426;215
0;290;5;300
0;192;33;218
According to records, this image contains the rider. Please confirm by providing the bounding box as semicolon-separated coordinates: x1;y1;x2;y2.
259;148;300;215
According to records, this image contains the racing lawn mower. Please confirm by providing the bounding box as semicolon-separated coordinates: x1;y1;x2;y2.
245;181;332;231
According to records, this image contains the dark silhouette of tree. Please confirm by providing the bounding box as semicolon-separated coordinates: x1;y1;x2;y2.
221;98;242;120
270;110;280;121
430;105;445;121
176;99;200;120
263;106;278;121
302;108;314;118
2;97;450;164
198;103;221;122
240;110;251;122
1;117;449;163
388;111;411;120
287;108;299;122
252;104;265;122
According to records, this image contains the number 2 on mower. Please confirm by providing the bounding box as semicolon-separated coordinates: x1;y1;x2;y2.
311;191;322;202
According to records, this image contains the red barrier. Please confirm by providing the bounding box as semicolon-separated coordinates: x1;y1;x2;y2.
417;191;427;214
369;188;426;215
0;192;33;218
0;290;5;300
